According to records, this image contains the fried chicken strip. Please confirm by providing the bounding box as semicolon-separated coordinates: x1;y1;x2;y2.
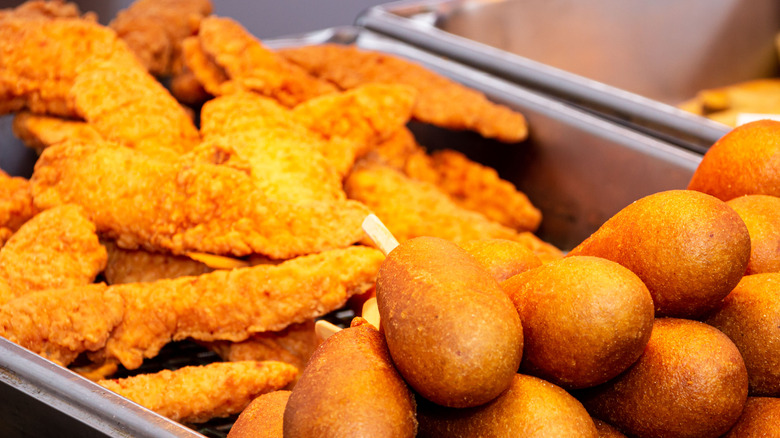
198;92;345;203
182;16;336;106
0;170;37;231
12;111;102;153
291;84;416;177
31;141;369;258
0;18;198;157
345;160;561;261
98;361;297;424
110;0;212;77
374;128;542;231
279;44;528;143
205;320;317;374
103;241;212;285
0;246;382;368
0;0;95;22
0;204;106;305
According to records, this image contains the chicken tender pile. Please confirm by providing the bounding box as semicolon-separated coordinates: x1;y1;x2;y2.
0;0;555;430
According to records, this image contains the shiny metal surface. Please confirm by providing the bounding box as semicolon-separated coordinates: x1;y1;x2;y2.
359;0;779;151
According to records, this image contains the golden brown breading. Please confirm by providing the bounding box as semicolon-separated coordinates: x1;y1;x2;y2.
0;18;140;117
198;92;345;203
103;241;212;285
169;67;211;107
0;0;95;22
291;84;416;176
373;126;427;170
0;245;382;368
12;111;102;153
406;149;542;231
345;160;561;261
31;141;369;258
99;360;296;424
206;320;317;373
182;16;337;106
0;283;124;366
0;204;106;305
279;44;528;143
110;0;212;77
0;170;37;231
228;390;289;438
0;228;11;247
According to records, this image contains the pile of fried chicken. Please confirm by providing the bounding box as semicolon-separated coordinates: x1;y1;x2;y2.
0;0;561;427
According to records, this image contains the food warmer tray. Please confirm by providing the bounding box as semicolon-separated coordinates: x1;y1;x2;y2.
357;0;780;153
0;25;701;438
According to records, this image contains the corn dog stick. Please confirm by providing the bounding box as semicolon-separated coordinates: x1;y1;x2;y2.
314;320;342;341
362;213;399;256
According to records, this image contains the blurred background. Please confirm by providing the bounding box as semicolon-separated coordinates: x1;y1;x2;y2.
0;0;390;38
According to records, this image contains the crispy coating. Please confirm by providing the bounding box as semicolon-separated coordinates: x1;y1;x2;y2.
103;241;212;285
169;67;211;107
198;92;345;203
292;84;416;176
0;204;106;304
206;320;317;373
279;44;528;143
12;111;102;153
0;170;37;231
110;0;212;76
228;390;289;438
345;160;561;261
0;0;94;21
0;18;139;117
0;228;11;247
727;195;780;274
99;360;296;424
1;246;382;369
31;141;370;258
0;283;124;366
182;16;336;106
407;149;541;232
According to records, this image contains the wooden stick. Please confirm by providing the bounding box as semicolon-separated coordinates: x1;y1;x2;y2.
362;213;399;256
361;297;381;330
315;320;342;341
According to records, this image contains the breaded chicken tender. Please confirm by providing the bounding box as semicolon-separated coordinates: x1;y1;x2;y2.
182;16;336;106
0;0;95;22
0;204;106;304
103;241;212;285
110;0;212;77
99;360;297;424
198;92;345;203
292;84;416;176
0;246;382;369
345;160;561;261
12;111;102;153
0;170;37;231
279;44;528;143
31;141;369;258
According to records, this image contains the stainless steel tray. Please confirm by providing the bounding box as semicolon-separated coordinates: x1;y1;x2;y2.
358;0;780;153
0;25;701;437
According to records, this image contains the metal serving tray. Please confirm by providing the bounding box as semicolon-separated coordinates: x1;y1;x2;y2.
0;26;701;437
358;0;780;153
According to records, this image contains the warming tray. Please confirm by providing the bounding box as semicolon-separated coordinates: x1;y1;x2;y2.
0;25;701;438
357;0;780;153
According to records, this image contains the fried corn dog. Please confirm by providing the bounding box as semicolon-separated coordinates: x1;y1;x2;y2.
99;361;297;424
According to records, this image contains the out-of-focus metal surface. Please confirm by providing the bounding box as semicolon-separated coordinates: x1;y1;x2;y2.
0;25;701;437
358;0;780;152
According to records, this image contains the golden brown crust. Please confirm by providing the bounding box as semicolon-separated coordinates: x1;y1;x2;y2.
501;256;654;389
727;195;780;275
688;120;780;201
228;390;290;438
578;318;749;438
12;111;103;153
592;419;627;438
99;360;296;424
460;238;541;282
377;236;523;408
723;397;780;437
103;241;212;285
568;190;751;318
0;204;106;304
283;323;417;437
706;273;780;396
0;170;37;231
417;374;598;438
279;44;528;142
